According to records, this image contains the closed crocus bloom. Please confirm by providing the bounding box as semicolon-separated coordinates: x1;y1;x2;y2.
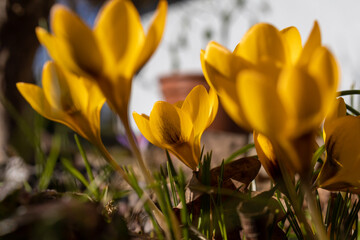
317;98;360;193
201;22;339;173
36;0;167;124
17;61;105;146
133;85;218;170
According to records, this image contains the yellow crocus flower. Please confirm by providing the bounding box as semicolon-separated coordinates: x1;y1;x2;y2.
36;0;167;124
317;98;360;193
201;22;339;173
17;61;105;146
133;85;218;170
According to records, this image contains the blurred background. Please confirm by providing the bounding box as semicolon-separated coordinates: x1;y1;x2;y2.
1;0;360;166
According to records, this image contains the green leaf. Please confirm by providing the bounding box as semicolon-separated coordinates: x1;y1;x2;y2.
224;143;255;164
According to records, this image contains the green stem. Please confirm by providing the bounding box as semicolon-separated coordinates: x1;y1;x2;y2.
345;104;360;116
338;90;360;96
303;182;328;240
123;116;154;184
277;157;315;240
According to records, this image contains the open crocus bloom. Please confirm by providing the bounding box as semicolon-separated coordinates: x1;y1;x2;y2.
17;61;105;146
133;85;218;170
317;98;360;193
201;22;339;173
36;0;167;124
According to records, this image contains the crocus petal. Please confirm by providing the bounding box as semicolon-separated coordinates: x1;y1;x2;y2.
94;0;145;79
323;97;346;142
204;41;250;82
233;23;286;65
254;131;281;181
308;46;339;106
201;45;251;130
98;75;131;123
51;5;103;77
174;100;184;108
277;66;322;137
237;70;286;137
149;101;193;147
135;0;167;72
181;85;211;137
42;62;76;113
298;21;321;66
133;112;161;147
36;27;88;78
168;142;199;170
318;116;360;192
207;87;219;128
280;26;302;64
17;83;65;122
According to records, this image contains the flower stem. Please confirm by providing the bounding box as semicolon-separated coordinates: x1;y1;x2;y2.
277;157;315;240
123;118;154;184
122;117;181;239
303;180;328;240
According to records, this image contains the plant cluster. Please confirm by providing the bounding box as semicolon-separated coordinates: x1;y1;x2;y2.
1;0;360;239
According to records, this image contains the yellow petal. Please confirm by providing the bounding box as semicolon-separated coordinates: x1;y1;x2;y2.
253;131;281;181
133;112;161;147
233;23;286;65
323;97;346;142
36;27;88;78
201;44;251;130
280;26;302;64
207;87;219;128
298;21;321;66
308;46;339;102
277;66;321;137
204;41;250;81
174;100;184;108
149;101;193;147
94;0;145;79
168;142;199;170
181;85;211;137
237;70;286;137
51;5;103;77
17;82;68;125
135;0;167;72
318;116;360;192
42;61;76;113
98;75;131;123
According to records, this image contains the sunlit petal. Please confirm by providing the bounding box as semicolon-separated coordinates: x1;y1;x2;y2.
149;101;193;146
201;48;251;130
16;82;65;122
136;0;167;72
298;21;321;66
94;0;145;79
133;112;161;147
234;23;286;65
277;66;322;137
280;26;302;64
237;70;286;137
51;5;103;77
181;85;211;137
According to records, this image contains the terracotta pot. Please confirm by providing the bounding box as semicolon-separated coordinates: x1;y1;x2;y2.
159;73;247;133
